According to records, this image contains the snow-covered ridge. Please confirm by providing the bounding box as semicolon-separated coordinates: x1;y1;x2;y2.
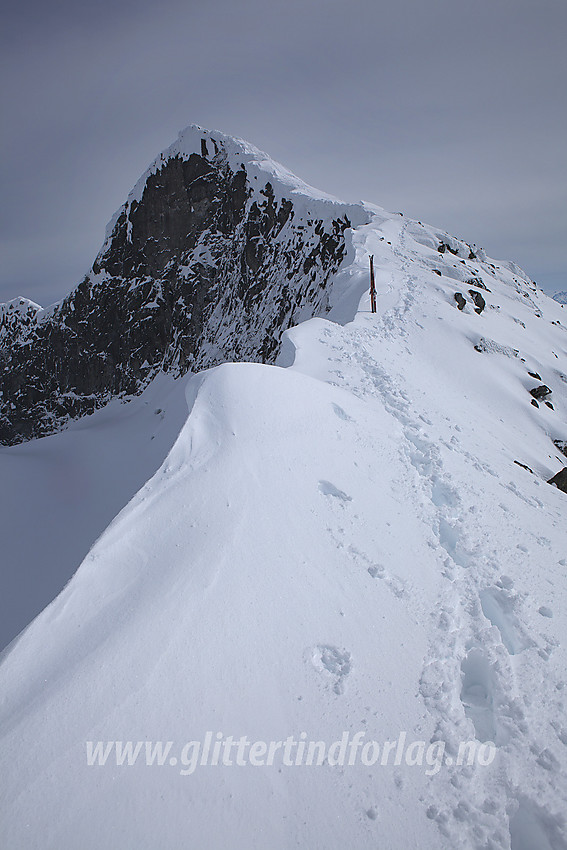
1;127;567;849
0;296;43;324
0;296;43;313
1;206;567;846
0;297;44;345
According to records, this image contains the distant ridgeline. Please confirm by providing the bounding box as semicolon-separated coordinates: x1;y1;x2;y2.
0;127;364;445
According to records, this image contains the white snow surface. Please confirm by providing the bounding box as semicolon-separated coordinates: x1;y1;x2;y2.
2;174;567;849
0;374;190;650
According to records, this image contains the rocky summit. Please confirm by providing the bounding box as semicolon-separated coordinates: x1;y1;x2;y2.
0;126;366;445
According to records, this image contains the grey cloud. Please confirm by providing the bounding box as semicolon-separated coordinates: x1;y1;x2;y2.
1;0;565;305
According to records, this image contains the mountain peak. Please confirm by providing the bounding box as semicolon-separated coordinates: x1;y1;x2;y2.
120;124;353;215
0;127;560;452
0;128;368;444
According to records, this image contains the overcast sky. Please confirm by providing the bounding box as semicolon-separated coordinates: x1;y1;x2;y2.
1;0;565;307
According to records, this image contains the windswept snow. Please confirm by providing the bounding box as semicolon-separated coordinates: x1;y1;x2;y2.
0;374;190;650
1;172;567;848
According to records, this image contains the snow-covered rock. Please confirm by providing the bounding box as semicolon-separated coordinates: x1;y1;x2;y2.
0;126;367;445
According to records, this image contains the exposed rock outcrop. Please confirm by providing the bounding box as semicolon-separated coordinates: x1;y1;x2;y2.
0;127;366;445
548;467;567;493
530;385;552;400
469;289;486;315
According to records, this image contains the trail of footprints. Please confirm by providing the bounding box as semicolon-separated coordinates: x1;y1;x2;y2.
383;369;564;847
317;473;411;606
313;319;565;847
376;374;565;847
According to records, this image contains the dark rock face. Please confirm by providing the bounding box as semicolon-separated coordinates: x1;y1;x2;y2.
530;385;552;400
548;467;567;493
514;460;534;474
468;289;486;315
438;241;459;256
0;140;356;445
454;292;466;310
466;277;490;293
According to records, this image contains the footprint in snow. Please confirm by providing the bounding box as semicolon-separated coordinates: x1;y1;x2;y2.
479;587;532;655
367;563;408;599
312;645;352;695
551;721;567;746
460;650;497;743
509;796;563;850
318;480;352;502
331;403;354;423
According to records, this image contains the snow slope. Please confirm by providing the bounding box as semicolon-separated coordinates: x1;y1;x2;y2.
1;187;567;846
0;374;189;650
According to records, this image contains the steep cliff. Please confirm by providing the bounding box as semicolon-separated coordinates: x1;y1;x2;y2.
0;126;367;445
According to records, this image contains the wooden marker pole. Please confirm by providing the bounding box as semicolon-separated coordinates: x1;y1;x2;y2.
370;254;377;313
